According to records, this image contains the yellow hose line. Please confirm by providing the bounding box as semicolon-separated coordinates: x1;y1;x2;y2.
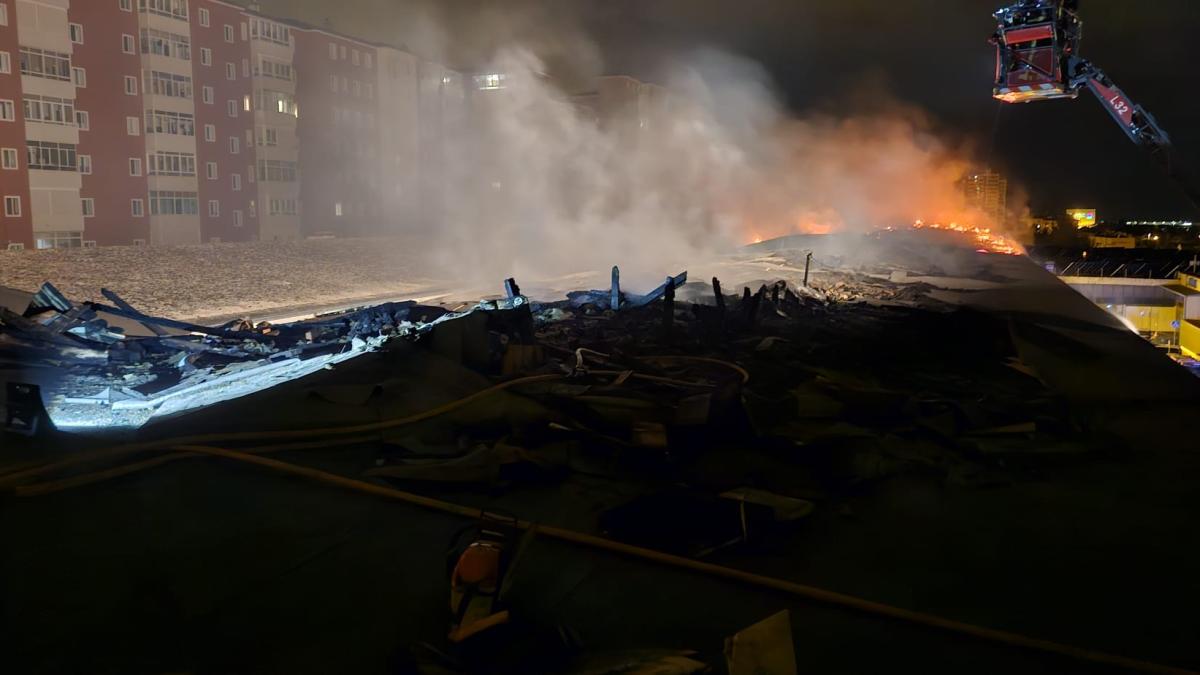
156;445;1195;675
0;374;565;489
639;355;751;384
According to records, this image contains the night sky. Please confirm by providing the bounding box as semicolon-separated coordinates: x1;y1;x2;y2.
262;0;1200;220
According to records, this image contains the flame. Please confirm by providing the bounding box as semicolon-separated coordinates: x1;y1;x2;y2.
908;220;1022;255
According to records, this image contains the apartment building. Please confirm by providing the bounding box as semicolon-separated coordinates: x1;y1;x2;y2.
0;0;466;249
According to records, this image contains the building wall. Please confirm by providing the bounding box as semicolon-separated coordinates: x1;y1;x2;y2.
193;0;256;242
1181;320;1200;359
244;10;299;241
69;0;148;246
0;0;33;249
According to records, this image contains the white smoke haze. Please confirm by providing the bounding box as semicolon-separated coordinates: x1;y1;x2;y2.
400;13;1013;290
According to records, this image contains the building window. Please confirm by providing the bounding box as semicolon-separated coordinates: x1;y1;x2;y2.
69;23;84;44
200;86;213;104
334;201;343;217
75;110;89;130
124;75;138;95
141;28;190;60
198;7;209;26
0;52;10;74
131;199;144;217
34;231;82;249
0;100;12;122
353;81;361;97
1;148;16;169
330;74;338;93
122;34;135;54
229;136;240;154
207;199;219;217
269;198;297;215
200;47;211;66
231;173;241;191
225;62;235;80
4;196;20;217
205;161;217;179
256;89;297;117
339;45;347;60
257;58;292;82
329;42;337;60
257;159;298;182
145;70;192;98
120;0;133;11
126;116;140;135
227;99;237;117
341;76;348;93
145;109;195;136
81;198;95;217
223;25;233;43
352;49;360;66
20;48;72;81
255;126;278;146
233;210;243;227
203;124;215;142
140;0;188;21
243;94;251;111
26;141;77;171
250;19;290;45
22;95;75;125
78;154;91;174
242;58;250;77
129;157;142;176
72;67;87;87
0;3;7;26
148;151;195;176
365;53;373;69
149;190;198;215
248;199;256;217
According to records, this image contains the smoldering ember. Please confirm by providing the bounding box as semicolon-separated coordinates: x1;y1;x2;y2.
2;2;1199;675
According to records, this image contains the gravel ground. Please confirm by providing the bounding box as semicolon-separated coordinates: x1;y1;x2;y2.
0;238;441;321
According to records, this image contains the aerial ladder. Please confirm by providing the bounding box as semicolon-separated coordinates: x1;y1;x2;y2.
990;0;1200;209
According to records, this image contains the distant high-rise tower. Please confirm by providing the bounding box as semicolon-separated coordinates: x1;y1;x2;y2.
961;169;1009;226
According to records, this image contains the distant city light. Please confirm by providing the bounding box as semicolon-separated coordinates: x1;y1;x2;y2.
1124;220;1194;227
475;73;505;90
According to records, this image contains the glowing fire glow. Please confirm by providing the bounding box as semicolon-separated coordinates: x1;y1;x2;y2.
909;220;1022;255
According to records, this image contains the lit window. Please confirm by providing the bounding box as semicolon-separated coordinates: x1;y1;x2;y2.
334;201;343;217
81;198;94;217
69;23;84;45
4;196;21;217
1;148;17;169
